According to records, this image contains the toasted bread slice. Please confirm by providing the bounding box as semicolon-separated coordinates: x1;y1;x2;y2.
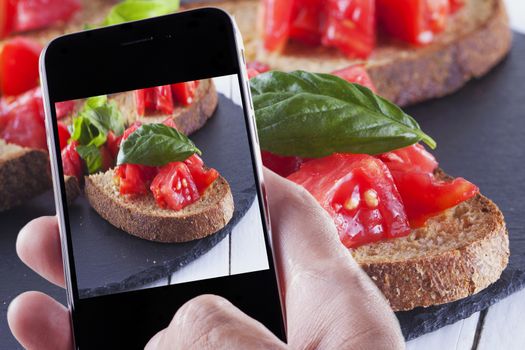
184;0;511;106
0;140;51;211
84;168;234;243
110;79;219;135
352;170;509;311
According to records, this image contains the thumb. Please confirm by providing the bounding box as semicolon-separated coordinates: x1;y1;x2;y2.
264;168;404;350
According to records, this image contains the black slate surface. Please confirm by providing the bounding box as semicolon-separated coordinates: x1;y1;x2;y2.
396;33;525;340
71;94;257;298
1;35;524;350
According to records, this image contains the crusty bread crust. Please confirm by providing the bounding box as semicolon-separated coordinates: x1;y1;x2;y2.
186;0;511;107
0;142;51;211
84;169;235;243
112;79;219;136
352;171;509;311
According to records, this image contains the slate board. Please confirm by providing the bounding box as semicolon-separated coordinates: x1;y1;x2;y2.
1;35;524;350
396;33;525;340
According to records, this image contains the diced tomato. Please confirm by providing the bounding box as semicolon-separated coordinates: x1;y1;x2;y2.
150;162;200;211
135;85;174;116
261;150;306;177
106;131;121;160
0;91;46;149
378;144;438;173
322;0;375;59
378;143;477;227
289;0;323;46
0;37;42;96
162;117;178;129
262;0;295;52
0;0;16;39
332;65;377;92
55;100;76;119
61;141;83;181
122;122;142;141
247;61;270;74
449;0;465;13
184;154;219;194
100;145;114;171
171;81;198;107
153;85;174;114
14;0;81;33
288;154;410;248
389;171;478;227
377;0;449;45
247;61;271;79
115;163;158;196
57;122;70;150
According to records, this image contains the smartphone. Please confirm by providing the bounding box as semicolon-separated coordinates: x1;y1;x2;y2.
39;8;285;348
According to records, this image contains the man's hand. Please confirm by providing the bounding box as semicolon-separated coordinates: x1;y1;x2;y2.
8;169;404;349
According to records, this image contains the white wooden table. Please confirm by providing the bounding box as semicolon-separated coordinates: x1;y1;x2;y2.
144;3;525;347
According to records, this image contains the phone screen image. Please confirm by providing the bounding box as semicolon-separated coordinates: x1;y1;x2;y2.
54;74;271;299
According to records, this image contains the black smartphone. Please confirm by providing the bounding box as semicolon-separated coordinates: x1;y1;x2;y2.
39;8;285;348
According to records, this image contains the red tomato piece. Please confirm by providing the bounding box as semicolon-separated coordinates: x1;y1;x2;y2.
261;150;306;177
162;116;178;129
389;171;478;227
331;65;377;92
262;0;295;52
61;141;83;181
322;0;376;59
378;144;438;173
135;85;174;115
150;162;200;211
106;131;122;160
0;92;46;149
377;0;449;45
0;37;42;96
57;122;70;150
378;143;477;227
171;81;198;106
55;100;76;119
449;0;465;13
0;0;16;39
115;163;158;196
184;154;219;194
14;0;81;33
247;61;270;74
122;122;142;141
289;0;323;46
288;154;410;248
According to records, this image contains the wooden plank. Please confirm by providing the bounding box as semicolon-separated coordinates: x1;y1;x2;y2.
477;287;525;350
230;200;269;275
406;312;480;350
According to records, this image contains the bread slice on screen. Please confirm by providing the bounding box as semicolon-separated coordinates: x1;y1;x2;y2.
184;0;511;107
84;168;234;243
110;79;219;136
351;170;509;311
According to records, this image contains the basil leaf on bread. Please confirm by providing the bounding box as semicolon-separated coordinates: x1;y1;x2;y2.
250;70;436;158
117;124;201;166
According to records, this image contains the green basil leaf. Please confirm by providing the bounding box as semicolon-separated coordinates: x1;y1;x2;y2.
102;0;180;26
77;144;103;174
117;124;201;166
250;70;436;158
71;116;107;147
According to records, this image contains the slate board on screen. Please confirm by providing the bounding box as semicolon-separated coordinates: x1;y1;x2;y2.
1;35;524;350
69;94;257;298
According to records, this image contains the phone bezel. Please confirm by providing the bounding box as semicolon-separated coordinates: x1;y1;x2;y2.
39;8;286;348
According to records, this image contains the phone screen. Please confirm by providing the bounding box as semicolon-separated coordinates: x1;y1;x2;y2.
54;74;271;300
41;10;284;346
